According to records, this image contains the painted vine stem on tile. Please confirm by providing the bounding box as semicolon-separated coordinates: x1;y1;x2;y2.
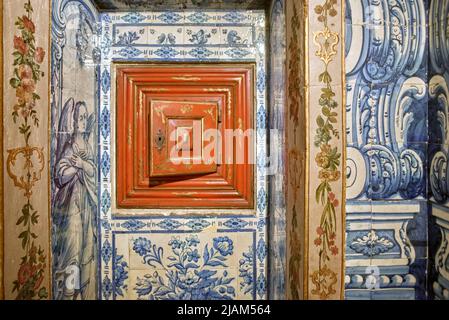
310;0;341;299
6;0;48;299
287;1;304;300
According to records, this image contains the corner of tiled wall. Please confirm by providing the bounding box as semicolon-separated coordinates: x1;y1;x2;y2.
268;0;287;300
427;0;449;301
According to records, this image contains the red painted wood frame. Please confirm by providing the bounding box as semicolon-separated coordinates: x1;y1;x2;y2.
116;64;255;209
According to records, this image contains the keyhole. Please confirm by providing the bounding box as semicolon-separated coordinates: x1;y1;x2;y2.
155;129;165;151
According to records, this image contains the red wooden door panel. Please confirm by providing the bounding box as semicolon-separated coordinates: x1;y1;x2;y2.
116;64;255;209
149;100;218;177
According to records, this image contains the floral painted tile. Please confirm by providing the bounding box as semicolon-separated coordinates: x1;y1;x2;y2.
119;231;256;300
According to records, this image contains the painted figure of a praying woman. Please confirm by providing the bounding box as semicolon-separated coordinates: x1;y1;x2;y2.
52;98;97;300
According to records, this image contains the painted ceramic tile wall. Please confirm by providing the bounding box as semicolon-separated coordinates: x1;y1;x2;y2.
345;0;428;299
286;0;346;300
51;0;100;299
428;0;449;300
307;0;345;300
98;10;268;300
5;0;442;301
2;0;51;299
268;0;286;300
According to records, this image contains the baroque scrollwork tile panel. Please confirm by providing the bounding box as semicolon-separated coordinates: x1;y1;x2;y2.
344;0;428;300
345;0;427;201
345;201;424;300
428;0;449;300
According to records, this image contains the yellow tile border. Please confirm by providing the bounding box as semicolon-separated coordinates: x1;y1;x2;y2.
304;0;310;300
340;0;347;300
47;0;52;299
305;0;345;299
1;0;51;299
0;0;4;301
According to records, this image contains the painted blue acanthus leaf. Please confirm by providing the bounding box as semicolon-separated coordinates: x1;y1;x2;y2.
113;250;129;297
239;247;254;295
350;230;395;257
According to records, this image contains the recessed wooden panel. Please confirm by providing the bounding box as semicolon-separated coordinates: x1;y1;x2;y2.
149;100;218;177
116;64;255;209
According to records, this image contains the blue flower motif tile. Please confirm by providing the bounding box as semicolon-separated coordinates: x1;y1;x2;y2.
115;31;140;46
188;47;214;59
121;12;146;23
100;106;110;140
256;273;266;299
239;247;254;295
102;13;111;23
101;151;110;178
223;218;249;229
256;238;267;263
101;219;111;231
257;188;267;213
257;70;265;93
133;237;152;256
101;68;110;94
113;250;129;297
157;12;183;24
101;190;111;215
186;219;211;231
102;239;112;264
157;219;183;230
225;48;251;59
213;236;234;256
118;46;142;58
102;275;112;300
121;220;146;231
132;235;239;300
187;12;210;23
101;36;111;56
154;47;180;59
256;105;267;130
223;11;246;23
257;218;266;229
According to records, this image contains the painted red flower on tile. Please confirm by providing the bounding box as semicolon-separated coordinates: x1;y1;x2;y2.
8;0;48;300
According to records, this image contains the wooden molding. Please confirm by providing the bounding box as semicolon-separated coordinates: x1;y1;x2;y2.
116;64;255;209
